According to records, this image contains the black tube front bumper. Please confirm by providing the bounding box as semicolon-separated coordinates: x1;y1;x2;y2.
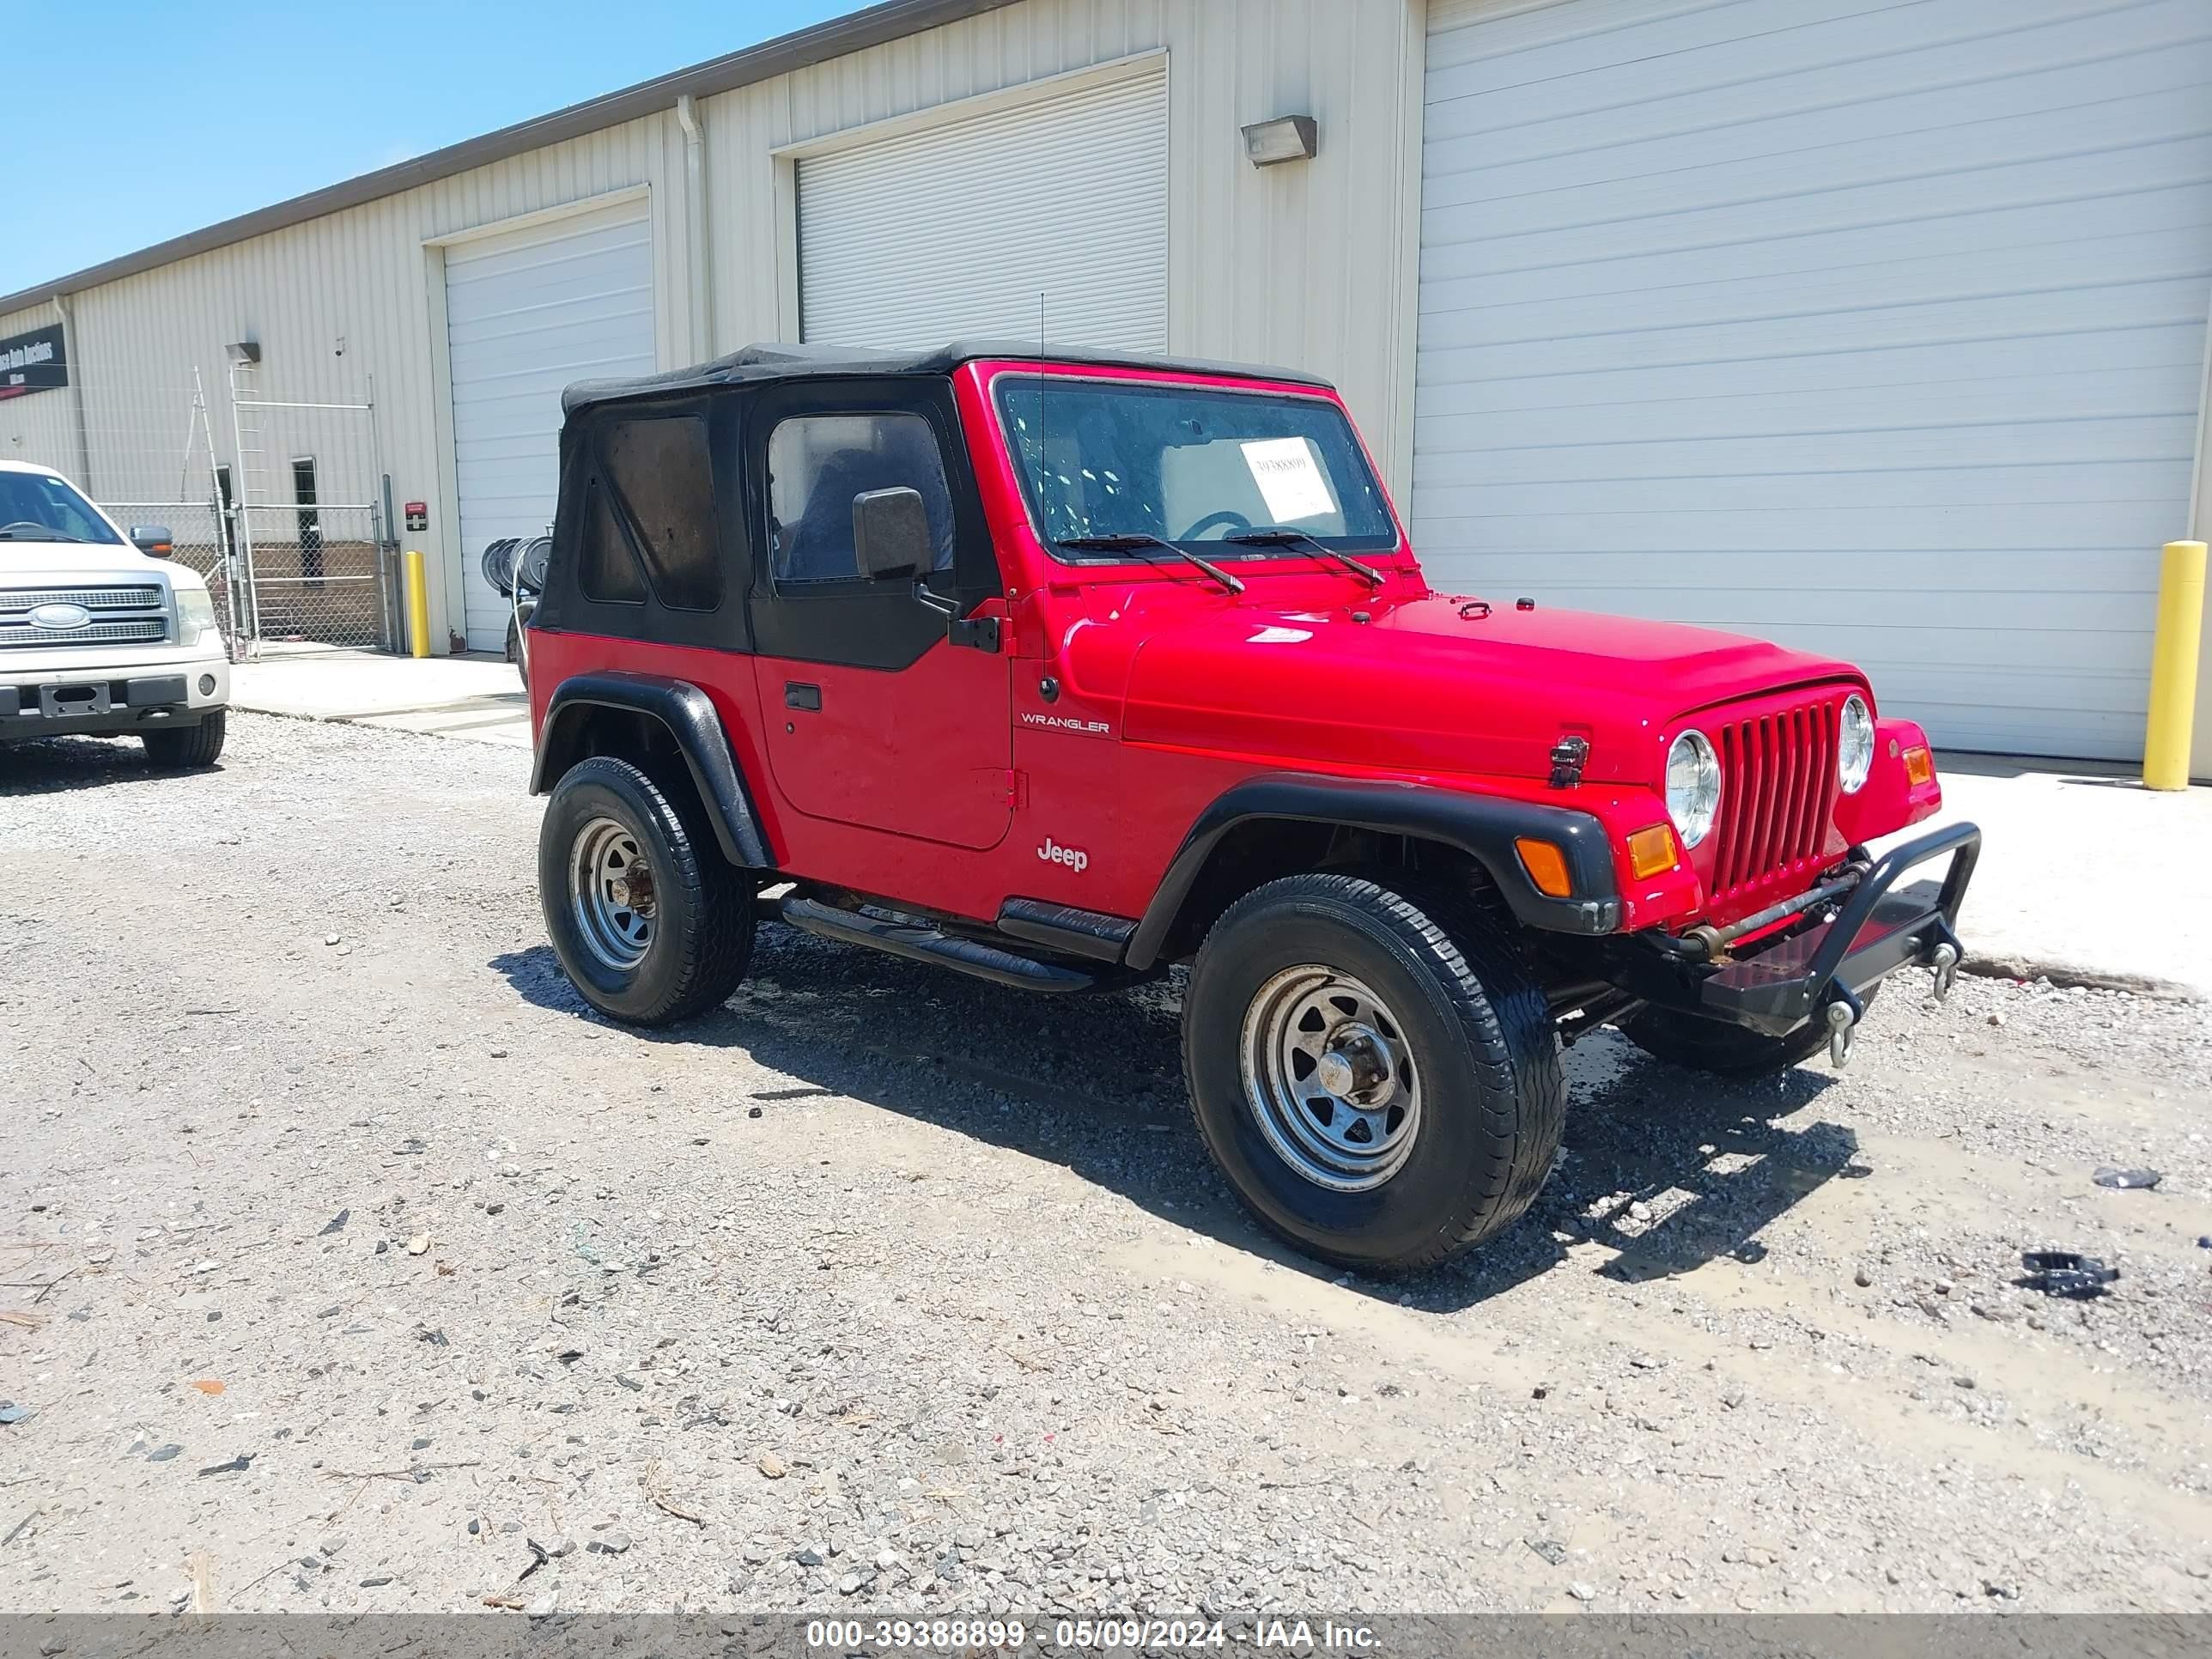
1686;822;1980;1036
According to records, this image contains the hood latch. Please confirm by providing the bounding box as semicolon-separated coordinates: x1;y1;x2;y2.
1547;735;1589;789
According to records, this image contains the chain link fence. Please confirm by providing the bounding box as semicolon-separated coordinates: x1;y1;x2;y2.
225;359;392;653
0;365;397;658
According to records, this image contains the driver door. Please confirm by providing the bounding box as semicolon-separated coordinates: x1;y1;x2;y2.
746;377;1012;853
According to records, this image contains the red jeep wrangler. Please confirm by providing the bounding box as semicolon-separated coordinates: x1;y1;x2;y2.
526;343;1978;1273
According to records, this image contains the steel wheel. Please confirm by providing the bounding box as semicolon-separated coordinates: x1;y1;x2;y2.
538;757;756;1026
1239;964;1423;1193
569;816;656;971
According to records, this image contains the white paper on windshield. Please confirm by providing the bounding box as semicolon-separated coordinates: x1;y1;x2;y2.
1239;438;1337;524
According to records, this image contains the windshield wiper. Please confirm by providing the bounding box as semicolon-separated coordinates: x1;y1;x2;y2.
0;523;88;542
1055;532;1245;595
1224;527;1383;587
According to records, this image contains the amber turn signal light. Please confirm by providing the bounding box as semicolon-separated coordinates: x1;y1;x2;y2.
1626;823;1679;879
1903;745;1935;786
1514;836;1573;898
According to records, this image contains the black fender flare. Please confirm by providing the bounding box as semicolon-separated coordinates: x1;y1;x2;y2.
1125;773;1621;970
531;671;773;870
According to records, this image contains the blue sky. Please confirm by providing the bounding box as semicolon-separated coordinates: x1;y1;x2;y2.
4;0;854;298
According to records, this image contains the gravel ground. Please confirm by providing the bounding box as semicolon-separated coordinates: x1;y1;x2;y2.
3;714;2210;1618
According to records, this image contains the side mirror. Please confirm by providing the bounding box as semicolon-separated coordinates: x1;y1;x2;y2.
131;525;175;558
852;487;930;582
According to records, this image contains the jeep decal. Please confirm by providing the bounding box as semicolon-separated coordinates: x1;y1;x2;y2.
1037;836;1089;874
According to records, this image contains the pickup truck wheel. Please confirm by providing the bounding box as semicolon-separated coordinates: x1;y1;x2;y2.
538;756;752;1025
1619;986;1881;1079
141;711;226;769
1183;872;1564;1274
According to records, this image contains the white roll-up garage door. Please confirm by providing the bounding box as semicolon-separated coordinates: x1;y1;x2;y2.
1414;0;2212;760
798;69;1168;352
445;199;656;651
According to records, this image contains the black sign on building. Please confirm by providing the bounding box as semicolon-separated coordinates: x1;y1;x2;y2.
0;323;68;400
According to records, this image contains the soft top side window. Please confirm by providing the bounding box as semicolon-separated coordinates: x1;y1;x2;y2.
767;412;956;585
599;415;721;611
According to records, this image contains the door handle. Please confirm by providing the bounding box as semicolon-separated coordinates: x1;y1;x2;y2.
785;682;822;712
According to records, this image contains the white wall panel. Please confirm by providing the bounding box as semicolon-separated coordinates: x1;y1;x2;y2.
1414;0;2212;762
798;66;1167;350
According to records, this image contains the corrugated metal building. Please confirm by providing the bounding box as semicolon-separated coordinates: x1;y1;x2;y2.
5;0;2209;770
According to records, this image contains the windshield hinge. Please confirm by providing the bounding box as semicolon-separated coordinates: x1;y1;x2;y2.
914;582;1001;653
951;615;1000;652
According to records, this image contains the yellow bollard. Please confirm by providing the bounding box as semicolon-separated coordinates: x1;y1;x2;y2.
2143;539;2207;790
403;549;433;660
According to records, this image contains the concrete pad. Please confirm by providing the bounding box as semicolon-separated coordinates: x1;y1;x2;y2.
352;708;535;748
231;650;529;747
1881;755;2212;1001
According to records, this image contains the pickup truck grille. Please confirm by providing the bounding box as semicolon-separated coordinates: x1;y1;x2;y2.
0;586;169;651
1710;692;1843;902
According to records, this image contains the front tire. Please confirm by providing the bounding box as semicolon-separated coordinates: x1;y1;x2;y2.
1182;872;1564;1274
538;756;753;1025
142;710;226;769
1619;985;1881;1079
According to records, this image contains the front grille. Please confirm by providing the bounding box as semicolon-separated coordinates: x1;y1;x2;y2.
2;586;163;611
1708;692;1843;902
0;585;169;652
0;617;168;649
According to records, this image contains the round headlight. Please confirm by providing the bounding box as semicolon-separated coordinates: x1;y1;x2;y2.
1838;694;1875;794
1665;729;1721;848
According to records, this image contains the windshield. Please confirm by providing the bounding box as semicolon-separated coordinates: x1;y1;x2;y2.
0;471;122;546
995;376;1397;559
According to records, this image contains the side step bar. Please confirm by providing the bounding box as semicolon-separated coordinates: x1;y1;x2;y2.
994;896;1137;963
780;896;1096;993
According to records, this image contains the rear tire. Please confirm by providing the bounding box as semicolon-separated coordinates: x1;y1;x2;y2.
1619;985;1881;1079
538;755;752;1025
142;710;227;769
1182;872;1564;1274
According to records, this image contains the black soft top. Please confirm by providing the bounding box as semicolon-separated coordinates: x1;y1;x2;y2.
560;339;1334;416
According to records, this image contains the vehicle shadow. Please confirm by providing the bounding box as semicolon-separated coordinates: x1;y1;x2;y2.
0;735;216;796
1561;1057;1861;1287
490;925;1860;1314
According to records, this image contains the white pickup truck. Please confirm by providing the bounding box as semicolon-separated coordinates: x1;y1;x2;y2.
0;459;231;767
